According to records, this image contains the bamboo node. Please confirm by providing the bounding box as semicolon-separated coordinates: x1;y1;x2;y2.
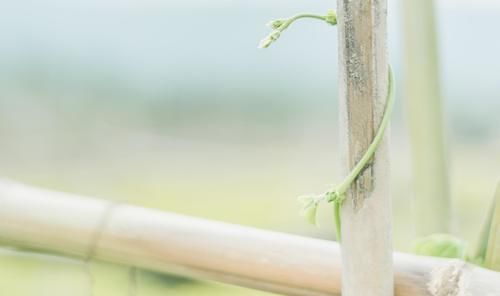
86;201;120;261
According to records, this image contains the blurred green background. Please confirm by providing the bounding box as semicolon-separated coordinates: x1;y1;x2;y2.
0;0;499;295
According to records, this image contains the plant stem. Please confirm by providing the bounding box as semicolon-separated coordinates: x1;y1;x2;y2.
332;66;395;241
402;0;450;236
336;66;395;197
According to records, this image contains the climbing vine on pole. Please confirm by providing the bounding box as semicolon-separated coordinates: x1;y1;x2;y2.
258;9;395;241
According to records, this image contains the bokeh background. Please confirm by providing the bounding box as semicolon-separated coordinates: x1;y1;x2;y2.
0;0;499;295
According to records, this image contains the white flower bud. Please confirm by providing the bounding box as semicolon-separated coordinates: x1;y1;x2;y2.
325;9;337;26
258;31;281;49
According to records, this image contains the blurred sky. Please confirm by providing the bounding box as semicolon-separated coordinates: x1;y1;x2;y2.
0;0;498;191
0;0;499;139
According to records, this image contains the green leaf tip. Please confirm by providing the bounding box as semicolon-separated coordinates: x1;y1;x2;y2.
301;204;318;225
414;233;468;260
298;195;323;226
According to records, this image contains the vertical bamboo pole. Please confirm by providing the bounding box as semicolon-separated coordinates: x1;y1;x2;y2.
402;0;450;236
337;0;393;295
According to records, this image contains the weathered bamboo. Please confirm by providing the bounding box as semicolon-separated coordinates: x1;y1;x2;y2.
337;0;393;295
1;179;500;296
402;0;450;235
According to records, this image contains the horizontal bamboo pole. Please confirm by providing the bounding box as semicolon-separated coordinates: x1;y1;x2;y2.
0;179;499;296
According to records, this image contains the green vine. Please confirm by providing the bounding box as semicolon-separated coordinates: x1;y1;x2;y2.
259;8;497;268
299;66;394;241
259;9;395;241
258;10;337;48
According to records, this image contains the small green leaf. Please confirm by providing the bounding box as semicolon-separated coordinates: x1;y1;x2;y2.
300;204;318;226
414;234;467;259
298;195;326;226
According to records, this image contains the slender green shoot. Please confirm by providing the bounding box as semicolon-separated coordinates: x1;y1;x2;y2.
259;9;395;241
258;10;337;48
